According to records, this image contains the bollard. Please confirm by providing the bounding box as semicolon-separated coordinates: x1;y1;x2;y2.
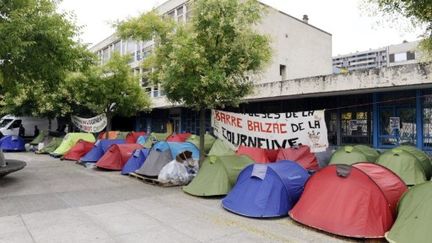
0;149;5;167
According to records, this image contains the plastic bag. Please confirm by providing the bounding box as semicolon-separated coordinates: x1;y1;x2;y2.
158;160;190;185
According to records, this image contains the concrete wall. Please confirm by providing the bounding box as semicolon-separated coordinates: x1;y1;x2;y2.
249;62;432;101
254;6;332;84
388;40;422;67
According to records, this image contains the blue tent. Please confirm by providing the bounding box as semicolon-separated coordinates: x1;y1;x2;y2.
0;135;26;152
222;160;309;218
121;148;150;175
135;141;200;177
80;139;125;162
167;142;200;160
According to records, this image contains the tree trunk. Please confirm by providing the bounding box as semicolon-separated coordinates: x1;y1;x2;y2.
199;108;206;165
105;112;112;139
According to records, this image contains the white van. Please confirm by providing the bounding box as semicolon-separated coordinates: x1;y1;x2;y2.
0;115;57;137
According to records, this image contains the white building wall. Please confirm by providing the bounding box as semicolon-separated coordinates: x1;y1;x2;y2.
254;7;332;84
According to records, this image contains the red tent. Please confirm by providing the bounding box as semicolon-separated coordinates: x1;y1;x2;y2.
276;145;319;170
96;144;143;170
62;140;95;161
166;133;192;142
236;146;273;163
289;163;407;238
125;132;146;143
97;131;119;140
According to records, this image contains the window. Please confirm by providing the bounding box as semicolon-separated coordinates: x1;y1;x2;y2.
389;54;395;63
423;91;432;149
176;6;184;22
166;10;175;20
113;41;121;53
407;51;415;60
394;52;408;62
0;119;12;128
280;65;286;80
9;120;21;129
142;46;152;59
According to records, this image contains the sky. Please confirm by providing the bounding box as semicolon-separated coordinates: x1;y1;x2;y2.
59;0;424;56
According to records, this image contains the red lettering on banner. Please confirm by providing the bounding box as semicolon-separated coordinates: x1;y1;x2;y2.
246;121;288;134
216;111;243;128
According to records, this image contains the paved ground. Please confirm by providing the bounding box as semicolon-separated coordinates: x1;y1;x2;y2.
0;152;360;243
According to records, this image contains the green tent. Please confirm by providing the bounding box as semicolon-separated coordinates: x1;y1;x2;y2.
183;155;253;197
386;182;432;243
142;132;170;148
29;130;48;145
329;145;379;165
208;139;235;156
51;133;95;156
397;145;432;180
117;131;129;139
186;133;216;154
36;137;63;154
376;149;427;185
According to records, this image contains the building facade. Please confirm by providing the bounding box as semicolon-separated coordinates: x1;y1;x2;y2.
90;1;432;153
333;40;422;72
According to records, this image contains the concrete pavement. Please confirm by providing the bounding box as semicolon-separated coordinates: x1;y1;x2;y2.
0;152;358;243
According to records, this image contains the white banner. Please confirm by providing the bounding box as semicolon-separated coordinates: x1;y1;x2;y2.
211;110;328;152
71;114;107;133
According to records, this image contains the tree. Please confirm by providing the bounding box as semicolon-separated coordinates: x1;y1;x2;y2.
0;0;93;121
117;0;271;163
65;53;151;135
366;0;432;56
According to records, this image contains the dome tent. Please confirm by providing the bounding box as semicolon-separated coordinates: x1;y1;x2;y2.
329;145;379;165
167;133;192;142
397;145;432;180
135;141;200;177
97;131;120;140
183;155;253;197
51;133;95;157
376;148;428;185
385;182;432;243
96;144;143;170
0;135;26;152
80;139;125;163
222;160;309;218
125;132;146;144
186;133;216;153
208;139;235;156
236;146;272;163
36;137;63;154
29;130;48;146
276;145;319;171
62;140;94;161
142;132;171;148
289;163;407;238
121;148;150;175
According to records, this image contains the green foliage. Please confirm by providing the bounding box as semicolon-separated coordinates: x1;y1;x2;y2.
117;0;271;110
65;53;151;121
367;0;432;56
0;0;94;117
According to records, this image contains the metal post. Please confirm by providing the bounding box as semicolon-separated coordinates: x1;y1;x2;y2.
373;93;379;149
416;90;423;150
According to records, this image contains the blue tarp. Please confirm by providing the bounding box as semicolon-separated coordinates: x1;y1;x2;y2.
0;135;26;152
136;135;148;146
150;141;199;159
80;139;125;162
167;142;200;160
121;148;150;175
222;160;309;218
